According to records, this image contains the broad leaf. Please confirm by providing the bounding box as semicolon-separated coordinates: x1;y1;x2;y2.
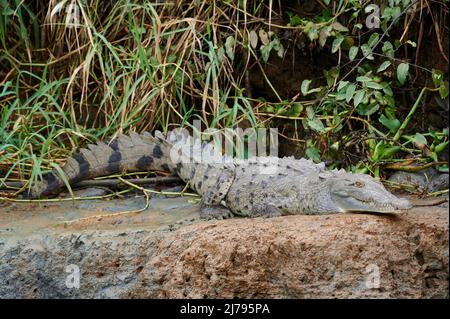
361;44;374;60
345;83;356;103
368;32;379;48
379;114;400;133
439;81;449;99
337;80;349;91
358;103;379;116
382;41;395;59
353;90;365;107
366;82;384;90
377;61;391;73
225;36;235;60
249;30;258;49
349;46;358;61
414;133;428;145
397;63;409;85
305;146;321;162
259;29;270;45
331;34;344;53
301;80;312;96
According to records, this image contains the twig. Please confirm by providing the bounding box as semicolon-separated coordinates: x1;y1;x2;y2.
393;87;428;142
0;176;182;190
414;197;448;206
384;161;448;172
425;189;449;198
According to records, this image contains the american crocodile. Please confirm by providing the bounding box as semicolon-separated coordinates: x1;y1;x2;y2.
29;130;412;218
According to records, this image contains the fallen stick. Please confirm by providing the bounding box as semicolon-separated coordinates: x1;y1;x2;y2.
0;176;183;190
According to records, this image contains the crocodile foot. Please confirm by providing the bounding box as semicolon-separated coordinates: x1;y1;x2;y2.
252;204;282;218
200;206;234;220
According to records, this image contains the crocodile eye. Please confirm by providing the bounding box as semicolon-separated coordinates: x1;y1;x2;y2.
354;181;365;188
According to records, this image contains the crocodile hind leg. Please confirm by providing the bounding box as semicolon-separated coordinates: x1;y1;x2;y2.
200;205;234;220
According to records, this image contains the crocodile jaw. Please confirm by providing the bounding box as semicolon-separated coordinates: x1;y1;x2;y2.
332;194;412;213
328;174;412;213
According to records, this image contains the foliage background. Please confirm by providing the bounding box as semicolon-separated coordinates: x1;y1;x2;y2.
0;0;448;194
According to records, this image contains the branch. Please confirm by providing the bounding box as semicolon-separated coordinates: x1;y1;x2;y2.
0;176;183;190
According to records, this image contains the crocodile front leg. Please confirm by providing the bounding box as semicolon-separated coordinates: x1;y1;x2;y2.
198;169;236;220
200;204;234;220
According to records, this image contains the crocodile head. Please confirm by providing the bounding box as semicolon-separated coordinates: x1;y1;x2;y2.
328;173;412;213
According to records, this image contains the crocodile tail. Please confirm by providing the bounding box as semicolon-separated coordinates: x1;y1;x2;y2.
29;131;175;198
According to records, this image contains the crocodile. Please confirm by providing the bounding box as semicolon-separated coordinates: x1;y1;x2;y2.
29;130;412;218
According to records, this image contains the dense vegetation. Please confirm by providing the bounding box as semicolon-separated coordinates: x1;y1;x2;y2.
0;0;448;197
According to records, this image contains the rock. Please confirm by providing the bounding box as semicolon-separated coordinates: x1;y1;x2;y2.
0;199;447;299
62;187;108;197
388;169;449;193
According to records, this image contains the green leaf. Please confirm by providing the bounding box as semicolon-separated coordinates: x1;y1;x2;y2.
305;22;319;41
288;103;303;117
2;6;14;16
305;146;321;163
414;133;428;145
264;106;275;113
361;44;374;60
307;117;326;133
301;80;312;96
260;40;276;62
318;26;332;47
349;46;358;61
353;90;365;107
373;142;401;160
406;40;416;47
331;21;349;32
331;34;344;53
377;61;391;73
373;90;383;102
431;152;438;162
382;41;395;59
272;38;285;58
306;105;315;118
356;76;372;82
288;14;302;27
368;32;379;48
358;103;379;116
337;80;349;91
397;63;409;85
432;69;444;87
382;84;394;96
225;36;235;60
435;141;449;153
259;29;270;45
379;146;401;160
382;6;401;21
437;165;449;173
439;81;449;99
379;114;400;133
306;106;325;133
324;67;340;87
336;90;347;101
249;30;258;48
216;47;225;63
366;82;384;90
345;83;356;103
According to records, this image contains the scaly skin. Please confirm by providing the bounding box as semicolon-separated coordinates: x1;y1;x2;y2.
30;130;412;218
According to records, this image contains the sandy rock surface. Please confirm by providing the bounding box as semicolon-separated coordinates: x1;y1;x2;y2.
0;196;448;298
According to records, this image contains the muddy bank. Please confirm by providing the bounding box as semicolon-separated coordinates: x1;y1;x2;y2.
0;196;448;298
